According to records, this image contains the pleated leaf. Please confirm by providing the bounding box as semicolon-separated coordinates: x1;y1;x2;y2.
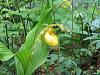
0;43;14;61
15;1;52;75
26;40;49;75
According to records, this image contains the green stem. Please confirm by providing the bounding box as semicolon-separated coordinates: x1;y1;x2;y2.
5;21;9;48
91;2;97;22
22;19;27;37
52;0;55;23
72;0;74;34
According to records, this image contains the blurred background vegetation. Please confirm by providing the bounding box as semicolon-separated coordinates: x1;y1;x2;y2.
0;0;100;75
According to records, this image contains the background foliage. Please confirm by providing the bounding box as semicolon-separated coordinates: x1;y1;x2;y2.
0;0;100;75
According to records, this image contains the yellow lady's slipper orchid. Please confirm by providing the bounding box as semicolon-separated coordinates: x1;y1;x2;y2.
44;28;59;46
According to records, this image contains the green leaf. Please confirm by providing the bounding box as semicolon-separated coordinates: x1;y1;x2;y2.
83;36;100;40
20;8;52;52
15;50;31;74
75;67;82;75
0;43;14;61
15;57;25;75
90;40;100;49
26;40;49;75
15;39;49;75
15;1;52;75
